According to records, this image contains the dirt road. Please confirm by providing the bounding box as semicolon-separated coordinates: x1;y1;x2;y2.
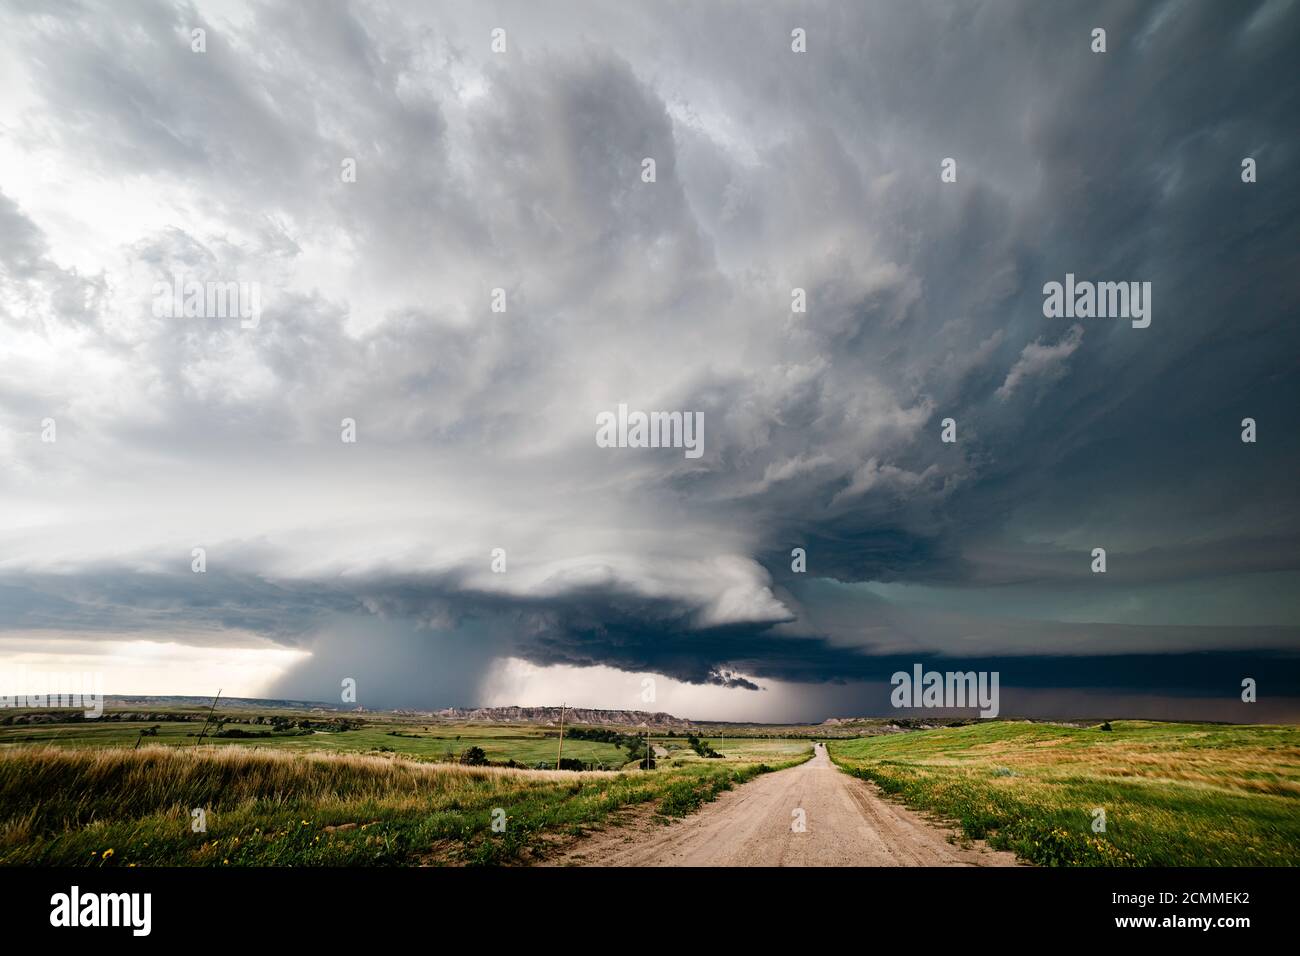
549;743;1020;866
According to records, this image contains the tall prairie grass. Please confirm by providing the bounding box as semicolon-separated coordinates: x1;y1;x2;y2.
829;720;1300;866
0;744;800;866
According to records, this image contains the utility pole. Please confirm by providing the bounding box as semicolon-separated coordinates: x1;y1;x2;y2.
195;689;222;746
555;702;566;770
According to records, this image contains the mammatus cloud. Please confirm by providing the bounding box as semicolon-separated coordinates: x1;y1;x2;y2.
0;1;1297;717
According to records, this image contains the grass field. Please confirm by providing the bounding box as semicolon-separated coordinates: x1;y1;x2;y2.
8;709;1295;867
650;737;811;766
828;720;1300;866
0;718;633;767
0;739;812;866
0;714;819;769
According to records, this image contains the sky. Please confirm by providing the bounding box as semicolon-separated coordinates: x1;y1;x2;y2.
0;0;1297;722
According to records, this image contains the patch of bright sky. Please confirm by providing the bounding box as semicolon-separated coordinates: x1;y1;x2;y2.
0;635;308;698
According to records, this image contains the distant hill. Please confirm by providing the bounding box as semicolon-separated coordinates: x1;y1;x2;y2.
95;698;695;728
433;706;694;729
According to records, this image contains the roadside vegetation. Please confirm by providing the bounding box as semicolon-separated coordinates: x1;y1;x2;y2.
828;720;1300;866
0;713;633;768
0;739;811;866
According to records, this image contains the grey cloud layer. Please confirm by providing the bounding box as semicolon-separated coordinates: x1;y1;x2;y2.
1;1;1297;711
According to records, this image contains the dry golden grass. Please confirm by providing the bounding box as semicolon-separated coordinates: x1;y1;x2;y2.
0;741;791;866
830;720;1300;866
2;744;621;824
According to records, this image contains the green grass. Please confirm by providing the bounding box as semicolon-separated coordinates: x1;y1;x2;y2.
0;741;811;867
656;763;779;817
645;737;810;770
0;719;629;767
828;720;1300;867
0;716;819;771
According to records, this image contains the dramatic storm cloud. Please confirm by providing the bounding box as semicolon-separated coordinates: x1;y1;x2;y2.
1;0;1297;720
